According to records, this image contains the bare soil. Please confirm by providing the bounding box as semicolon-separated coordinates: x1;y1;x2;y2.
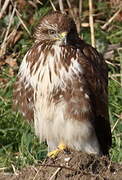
1;150;122;180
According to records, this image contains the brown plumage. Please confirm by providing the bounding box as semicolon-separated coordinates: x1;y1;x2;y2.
13;11;112;155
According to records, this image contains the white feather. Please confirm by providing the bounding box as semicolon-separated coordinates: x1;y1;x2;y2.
19;44;100;154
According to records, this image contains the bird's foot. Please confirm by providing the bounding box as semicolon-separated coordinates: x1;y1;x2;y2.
48;143;67;158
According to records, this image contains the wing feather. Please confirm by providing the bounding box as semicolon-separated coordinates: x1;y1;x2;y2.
79;40;112;155
13;53;34;121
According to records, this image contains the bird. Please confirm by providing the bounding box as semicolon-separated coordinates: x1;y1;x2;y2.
13;11;112;157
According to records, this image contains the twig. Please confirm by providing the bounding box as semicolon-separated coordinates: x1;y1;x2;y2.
109;74;122;78
39;162;101;178
79;0;82;17
77;0;82;33
81;22;89;27
114;113;122;119
0;2;16;56
0;0;10;19
113;133;122;137
10;0;31;35
36;0;43;5
110;76;121;86
11;164;18;176
15;9;31;35
66;0;74;18
112;118;120;133
32;159;47;180
117;48;122;87
0;96;7;105
66;0;76;24
49;167;61;180
101;8;122;30
49;0;56;11
38;163;77;171
0;167;8;171
58;0;64;13
112;114;122;133
106;60;116;67
6;23;21;44
89;0;95;47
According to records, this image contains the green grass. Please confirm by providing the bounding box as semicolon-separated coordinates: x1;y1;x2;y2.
0;0;122;172
0;70;47;170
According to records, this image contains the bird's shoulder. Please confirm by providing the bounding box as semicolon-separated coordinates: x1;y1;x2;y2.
73;40;108;116
76;39;108;94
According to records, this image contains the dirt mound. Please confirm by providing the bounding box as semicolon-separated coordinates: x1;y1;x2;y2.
1;151;122;180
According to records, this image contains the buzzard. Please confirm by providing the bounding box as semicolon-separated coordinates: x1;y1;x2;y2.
14;11;112;156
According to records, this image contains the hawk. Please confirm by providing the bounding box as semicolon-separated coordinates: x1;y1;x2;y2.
14;11;112;156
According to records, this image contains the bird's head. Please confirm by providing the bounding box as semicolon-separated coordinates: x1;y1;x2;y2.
34;11;79;46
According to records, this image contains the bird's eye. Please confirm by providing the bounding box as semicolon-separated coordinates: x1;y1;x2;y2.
48;30;56;35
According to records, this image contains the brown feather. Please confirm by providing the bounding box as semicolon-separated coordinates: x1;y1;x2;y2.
13;11;112;155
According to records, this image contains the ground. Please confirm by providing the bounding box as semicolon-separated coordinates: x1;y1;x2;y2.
1;151;122;180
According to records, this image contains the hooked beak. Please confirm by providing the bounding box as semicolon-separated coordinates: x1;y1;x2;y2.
59;32;68;39
53;31;68;45
59;32;68;45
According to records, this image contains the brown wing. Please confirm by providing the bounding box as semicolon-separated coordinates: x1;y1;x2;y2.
13;42;46;122
13;42;47;121
13;79;34;121
13;55;34;122
79;40;112;155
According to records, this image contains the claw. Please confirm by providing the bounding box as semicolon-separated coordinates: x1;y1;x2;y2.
48;143;67;158
58;143;67;150
48;149;61;158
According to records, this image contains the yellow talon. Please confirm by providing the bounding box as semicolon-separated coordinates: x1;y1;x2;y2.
48;143;67;158
58;143;67;150
48;149;61;158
